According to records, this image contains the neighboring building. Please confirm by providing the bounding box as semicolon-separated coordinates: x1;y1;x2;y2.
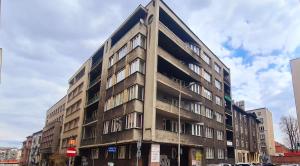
248;108;275;163
40;96;66;166
28;130;42;166
291;58;300;130
79;0;232;165
233;101;260;163
20;136;33;166
275;141;290;156
60;60;91;162
0;147;21;161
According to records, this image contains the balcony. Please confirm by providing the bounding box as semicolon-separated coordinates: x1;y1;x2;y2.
83;116;97;126
80;137;96;146
226;125;233;131
86;93;99;107
89;75;101;88
225;108;232;115
157;72;202;101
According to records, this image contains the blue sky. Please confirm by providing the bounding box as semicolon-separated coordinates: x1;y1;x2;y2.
0;0;300;148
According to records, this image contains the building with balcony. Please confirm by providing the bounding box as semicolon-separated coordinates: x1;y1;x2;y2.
233;101;260;164
78;0;232;165
291;58;300;131
28;130;42;166
20;136;32;166
248;108;275;163
40;96;66;166
60;60;91;163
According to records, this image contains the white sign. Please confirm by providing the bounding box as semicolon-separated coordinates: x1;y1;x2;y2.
151;144;160;162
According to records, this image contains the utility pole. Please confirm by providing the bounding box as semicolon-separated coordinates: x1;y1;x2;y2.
178;81;181;166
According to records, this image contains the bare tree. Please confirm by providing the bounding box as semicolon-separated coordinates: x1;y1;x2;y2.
280;115;300;151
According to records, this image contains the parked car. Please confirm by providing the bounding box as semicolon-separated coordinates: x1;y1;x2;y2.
236;163;254;166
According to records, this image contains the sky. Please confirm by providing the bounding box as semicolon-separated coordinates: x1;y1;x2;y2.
0;0;300;148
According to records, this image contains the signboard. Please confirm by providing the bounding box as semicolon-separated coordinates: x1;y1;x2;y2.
151;144;160;162
108;147;117;153
67;147;77;157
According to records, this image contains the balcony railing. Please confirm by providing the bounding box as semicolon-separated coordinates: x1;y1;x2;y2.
89;75;101;88
86;93;99;106
81;137;96;146
84;116;97;125
226;125;233;131
225;108;232;115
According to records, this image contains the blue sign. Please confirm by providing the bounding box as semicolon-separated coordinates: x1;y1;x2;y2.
108;147;117;153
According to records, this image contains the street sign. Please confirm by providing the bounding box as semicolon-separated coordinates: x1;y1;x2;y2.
67;147;77;157
108;147;117;153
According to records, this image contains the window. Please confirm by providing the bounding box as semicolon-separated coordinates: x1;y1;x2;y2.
125;112;142;129
215;79;221;90
91;149;99;159
203;88;212;100
241;140;244;148
107;76;113;89
205;127;214;138
260;126;264;131
188;64;201;75
103;121;109;134
216;96;222;106
216;131;223;140
187;43;200;56
111;118;122;132
192;124;203;136
128;85;144;101
171;120;178;132
202;53;210;64
214;63;221;74
114;92;124;107
189;83;201;94
205;108;213;119
206;148;214;159
116;68;125;83
190;103;201;114
108;56;114;67
215;112;223;123
217;149;224;159
203;70;211;82
117;44;128;60
236;138;239;147
130;59;145;74
118;146;126;159
104;97;113;111
132;34;146;49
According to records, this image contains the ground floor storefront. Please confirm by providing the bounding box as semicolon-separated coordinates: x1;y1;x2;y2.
235;150;260;164
79;142;226;166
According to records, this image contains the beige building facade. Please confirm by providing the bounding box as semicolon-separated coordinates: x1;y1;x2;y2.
291;58;300;130
60;60;91;156
248;108;275;163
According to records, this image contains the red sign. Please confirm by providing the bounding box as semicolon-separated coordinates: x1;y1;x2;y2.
67;147;77;157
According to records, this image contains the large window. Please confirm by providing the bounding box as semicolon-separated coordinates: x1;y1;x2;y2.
130;59;145;75
189;83;201;94
125;112;142;129
202;53;210;64
215;79;221;90
189;63;201;75
216;96;222;106
103;121;109;134
128;85;144;101
205;127;214;138
203;88;212;100
216;130;223;140
215;112;223;123
187;43;200;56
107;76;113;89
206;148;214;159
108;56;114;68
203;70;211;83
131;34;146;49
190;103;201;114
214;63;221;74
117;44;128;61
104;97;113;111
192;124;203;136
116;68;125;83
114;92;124;107
205;108;213;119
111;118;122;132
217;149;224;159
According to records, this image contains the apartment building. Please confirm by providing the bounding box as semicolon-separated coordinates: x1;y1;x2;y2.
78;0;232;165
28;130;42;166
248;108;275;163
291;58;300;130
40;96;66;166
233;101;260;163
60;60;90;159
20;136;32;166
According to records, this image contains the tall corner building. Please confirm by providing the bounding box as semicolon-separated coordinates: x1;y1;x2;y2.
79;0;233;165
60;60;91;155
247;108;275;162
291;58;300;130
